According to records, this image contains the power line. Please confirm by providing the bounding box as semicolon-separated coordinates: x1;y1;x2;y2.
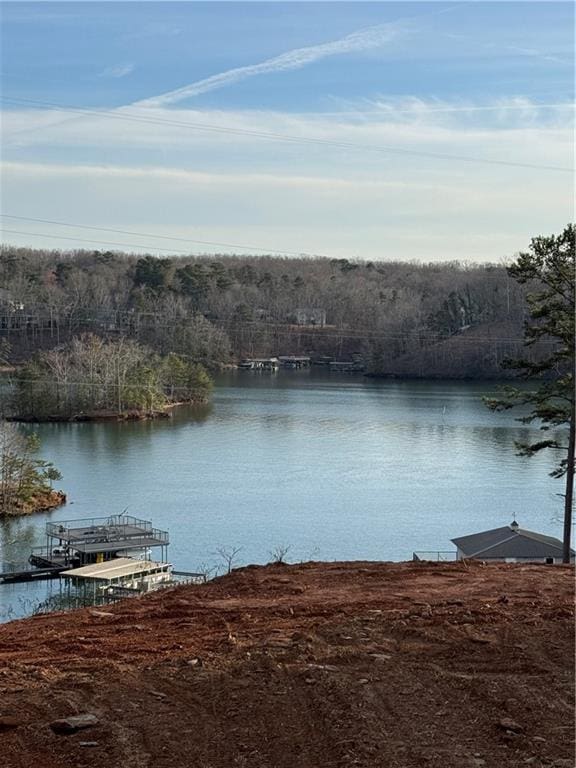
0;310;552;345
0;216;327;258
0;228;323;258
0;229;195;255
219;324;551;345
0;215;529;270
2;96;572;173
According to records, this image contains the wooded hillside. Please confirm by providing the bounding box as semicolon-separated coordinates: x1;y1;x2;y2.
0;246;536;378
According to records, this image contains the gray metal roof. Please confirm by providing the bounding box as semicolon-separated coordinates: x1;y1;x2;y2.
451;526;574;559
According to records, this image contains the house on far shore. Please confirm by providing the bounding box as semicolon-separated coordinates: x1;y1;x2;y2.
293;308;327;327
451;521;574;564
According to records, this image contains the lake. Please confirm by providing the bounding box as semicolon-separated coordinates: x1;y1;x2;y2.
0;371;565;619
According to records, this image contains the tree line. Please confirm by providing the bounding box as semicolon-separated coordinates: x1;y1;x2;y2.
0;245;532;377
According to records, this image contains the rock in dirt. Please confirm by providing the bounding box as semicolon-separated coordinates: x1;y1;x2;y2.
498;718;524;733
49;714;100;734
0;716;21;731
370;653;392;663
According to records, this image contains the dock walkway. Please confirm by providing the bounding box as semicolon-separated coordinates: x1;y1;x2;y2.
0;565;64;584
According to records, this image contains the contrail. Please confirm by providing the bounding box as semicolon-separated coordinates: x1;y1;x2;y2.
131;23;401;108
129;4;465;109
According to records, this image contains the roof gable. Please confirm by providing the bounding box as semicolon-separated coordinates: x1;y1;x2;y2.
451;526;573;558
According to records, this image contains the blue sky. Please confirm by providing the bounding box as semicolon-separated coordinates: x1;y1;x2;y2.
1;1;574;260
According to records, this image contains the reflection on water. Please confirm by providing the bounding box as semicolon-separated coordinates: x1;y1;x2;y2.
0;372;567;620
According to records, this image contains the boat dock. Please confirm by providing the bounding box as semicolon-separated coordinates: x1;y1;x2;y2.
60;557;174;606
29;514;169;570
1;514;211;608
278;356;311;369
2;514;170;586
238;357;279;371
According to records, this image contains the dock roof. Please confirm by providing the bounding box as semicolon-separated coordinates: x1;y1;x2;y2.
60;558;171;582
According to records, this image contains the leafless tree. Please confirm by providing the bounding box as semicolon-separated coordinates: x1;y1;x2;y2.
213;546;243;575
268;544;291;564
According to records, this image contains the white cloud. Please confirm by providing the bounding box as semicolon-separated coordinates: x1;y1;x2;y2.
1;97;573;262
99;63;135;79
0;160;443;192
2;153;572;262
3;100;572;175
337;96;575;126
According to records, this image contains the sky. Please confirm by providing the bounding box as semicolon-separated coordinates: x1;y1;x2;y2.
0;1;574;261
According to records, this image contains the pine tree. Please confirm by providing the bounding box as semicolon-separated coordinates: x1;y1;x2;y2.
485;224;575;562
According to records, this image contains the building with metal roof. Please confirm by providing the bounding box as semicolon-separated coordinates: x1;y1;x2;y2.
60;557;173;607
451;522;574;564
61;558;171;583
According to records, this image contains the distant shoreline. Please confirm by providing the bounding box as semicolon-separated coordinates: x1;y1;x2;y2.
6;400;209;424
1;489;66;517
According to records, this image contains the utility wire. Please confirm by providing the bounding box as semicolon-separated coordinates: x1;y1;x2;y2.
0;216;327;258
0;215;531;271
0;229;196;255
0;314;554;344
0;228;317;257
2;96;572;173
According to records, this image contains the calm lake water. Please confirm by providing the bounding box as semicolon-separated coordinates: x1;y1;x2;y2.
0;371;566;619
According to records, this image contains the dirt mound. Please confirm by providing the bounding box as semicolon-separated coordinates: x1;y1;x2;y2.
0;560;573;768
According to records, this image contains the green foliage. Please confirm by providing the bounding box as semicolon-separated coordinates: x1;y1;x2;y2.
160;353;212;402
485;224;574;469
175;264;211;305
11;334;213;420
0;422;62;514
484;223;575;561
134;255;173;292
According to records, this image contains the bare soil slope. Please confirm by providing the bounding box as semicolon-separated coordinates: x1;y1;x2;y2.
0;561;573;768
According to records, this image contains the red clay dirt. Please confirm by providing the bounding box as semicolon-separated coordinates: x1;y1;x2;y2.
0;560;573;768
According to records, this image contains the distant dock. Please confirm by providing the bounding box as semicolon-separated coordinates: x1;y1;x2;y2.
2;514;170;587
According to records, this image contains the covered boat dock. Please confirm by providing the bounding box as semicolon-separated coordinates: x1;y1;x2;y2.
60;557;173;606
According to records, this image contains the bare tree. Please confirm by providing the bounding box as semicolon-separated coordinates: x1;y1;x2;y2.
213;546;243;575
268;544;291;564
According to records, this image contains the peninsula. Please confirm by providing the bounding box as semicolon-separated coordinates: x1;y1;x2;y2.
9;334;212;423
